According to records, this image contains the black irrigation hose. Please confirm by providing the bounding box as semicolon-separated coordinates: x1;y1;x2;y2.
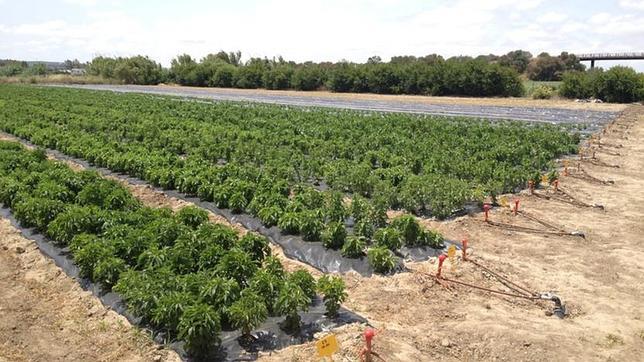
517;210;566;233
485;220;581;237
466;259;535;297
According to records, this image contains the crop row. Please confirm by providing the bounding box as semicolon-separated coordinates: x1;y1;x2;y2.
0;85;578;265
0;141;347;358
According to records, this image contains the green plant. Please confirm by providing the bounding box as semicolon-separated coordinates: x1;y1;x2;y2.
92;256;127;289
229;192;247;214
373;227;403;251
367;246;398;274
341;235;366;258
316;275;347;317
322;222;347;249
288;270;317;300
227;290;268;339
178;303;222;358
238;233;271;263
258;205;282;227
299;211;324;241
391;215;421;246
177;206;209;228
274;281;311;331
152;291;195;333
531;85;554;99
278;212;300;234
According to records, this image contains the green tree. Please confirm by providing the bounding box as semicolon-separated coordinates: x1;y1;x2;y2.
275;281;311;331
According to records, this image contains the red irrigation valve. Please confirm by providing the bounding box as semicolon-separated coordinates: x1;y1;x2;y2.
437;254;447;278
462;238;468;261
553;179;559;191
528;180;534;194
483;204;491;222
514;199;520;216
563;166;569;176
364;328;376;348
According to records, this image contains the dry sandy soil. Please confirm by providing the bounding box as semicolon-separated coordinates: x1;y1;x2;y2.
1;106;642;361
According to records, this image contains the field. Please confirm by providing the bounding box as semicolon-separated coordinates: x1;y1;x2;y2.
0;84;643;361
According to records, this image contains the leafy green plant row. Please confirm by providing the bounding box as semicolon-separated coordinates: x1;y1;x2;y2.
0;141;347;359
0;85;577;259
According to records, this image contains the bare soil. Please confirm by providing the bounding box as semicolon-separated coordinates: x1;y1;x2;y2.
1;106;642;361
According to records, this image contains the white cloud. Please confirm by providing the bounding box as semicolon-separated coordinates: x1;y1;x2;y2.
62;0;98;6
619;0;644;10
537;11;567;23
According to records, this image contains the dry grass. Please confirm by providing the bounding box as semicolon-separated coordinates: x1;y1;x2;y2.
0;74;120;85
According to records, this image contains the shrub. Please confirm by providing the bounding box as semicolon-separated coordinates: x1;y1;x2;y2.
367;246;397;274
559;71;592;99
152;291;196;333
531;85;554;99
341;235;366;258
177;206;209;228
322;222;347;249
316;275;347;317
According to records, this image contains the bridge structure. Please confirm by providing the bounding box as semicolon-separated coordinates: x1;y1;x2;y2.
575;52;644;69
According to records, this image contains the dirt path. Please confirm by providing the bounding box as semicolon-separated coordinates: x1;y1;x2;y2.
259;105;644;361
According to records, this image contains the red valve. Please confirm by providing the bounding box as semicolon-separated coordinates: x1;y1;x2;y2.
514;199;520;216
528;180;534;195
462;238;468;261
553;179;559;191
483;204;491;222
437;254;447;277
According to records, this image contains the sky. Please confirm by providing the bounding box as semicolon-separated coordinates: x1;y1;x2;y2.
1;0;643;71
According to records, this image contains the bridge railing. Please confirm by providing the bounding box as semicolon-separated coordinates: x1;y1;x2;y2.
575;52;644;59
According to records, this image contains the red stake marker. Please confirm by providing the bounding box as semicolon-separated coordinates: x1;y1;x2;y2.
528;180;534;195
554;179;559;191
437;254;447;278
483;204;491;222
462;238;468;261
514;199;520;216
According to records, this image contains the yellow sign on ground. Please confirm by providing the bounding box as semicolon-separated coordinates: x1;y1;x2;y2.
316;334;338;358
541;174;549;185
499;195;509;208
447;245;456;258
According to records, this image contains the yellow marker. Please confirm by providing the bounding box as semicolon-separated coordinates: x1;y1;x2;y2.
563;159;569;167
541;174;549;185
447;245;457;272
499;196;509;208
316;334;338;359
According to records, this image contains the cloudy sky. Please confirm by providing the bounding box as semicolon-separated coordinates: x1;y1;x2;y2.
1;0;643;70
